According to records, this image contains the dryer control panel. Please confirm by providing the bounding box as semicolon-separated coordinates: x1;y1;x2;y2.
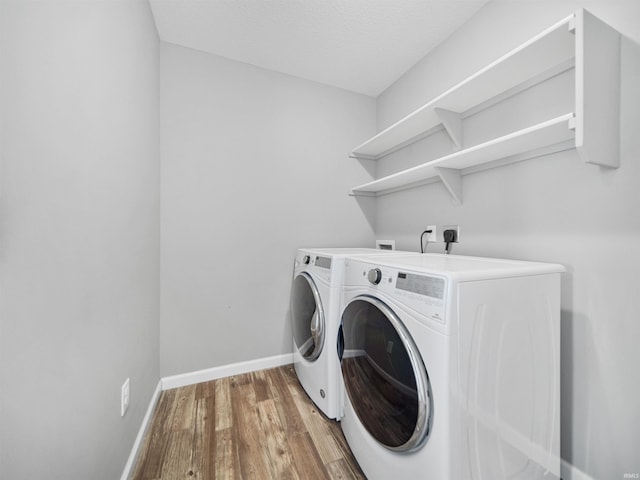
396;272;444;299
346;261;448;325
394;271;446;324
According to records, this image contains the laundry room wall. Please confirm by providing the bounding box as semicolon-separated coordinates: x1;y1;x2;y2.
0;1;160;478
160;43;376;377
373;1;640;479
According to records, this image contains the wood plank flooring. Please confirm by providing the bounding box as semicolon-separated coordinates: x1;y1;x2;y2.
130;365;365;480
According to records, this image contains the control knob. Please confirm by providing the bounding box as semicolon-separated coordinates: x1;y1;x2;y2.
367;268;382;285
303;255;311;265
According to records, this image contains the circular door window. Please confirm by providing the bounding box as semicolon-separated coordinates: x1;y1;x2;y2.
291;272;325;361
340;295;433;452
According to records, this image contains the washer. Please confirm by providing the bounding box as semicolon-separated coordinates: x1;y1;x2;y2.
338;253;564;480
290;247;416;420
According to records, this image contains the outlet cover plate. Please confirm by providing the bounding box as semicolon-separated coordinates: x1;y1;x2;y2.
426;226;437;243
443;225;460;242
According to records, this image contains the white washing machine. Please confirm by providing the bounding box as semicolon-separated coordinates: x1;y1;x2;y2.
338;253;564;480
290;247;416;420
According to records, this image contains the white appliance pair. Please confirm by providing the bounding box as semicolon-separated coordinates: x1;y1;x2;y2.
291;248;563;479
290;247;415;420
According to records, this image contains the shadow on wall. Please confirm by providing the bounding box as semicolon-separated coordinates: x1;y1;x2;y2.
351;157;377;231
560;263;575;469
282;309;293;354
354;195;376;232
561;308;601;476
560;314;573;474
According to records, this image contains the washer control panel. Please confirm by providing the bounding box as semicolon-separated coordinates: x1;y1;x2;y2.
348;261;447;325
308;255;332;282
314;256;332;269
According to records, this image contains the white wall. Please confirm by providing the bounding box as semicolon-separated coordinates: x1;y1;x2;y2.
374;1;640;479
2;1;635;478
160;43;376;376
0;1;160;478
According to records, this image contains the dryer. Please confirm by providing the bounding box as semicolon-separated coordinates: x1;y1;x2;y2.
290;247;415;420
338;253;564;480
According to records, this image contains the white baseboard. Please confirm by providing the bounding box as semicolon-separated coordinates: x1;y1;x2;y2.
120;380;162;480
160;353;293;390
561;459;596;480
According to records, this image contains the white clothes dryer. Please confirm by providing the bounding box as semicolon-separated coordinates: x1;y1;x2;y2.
290;247;416;420
338;253;564;480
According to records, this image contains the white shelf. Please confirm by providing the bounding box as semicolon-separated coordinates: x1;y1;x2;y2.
350;114;575;201
350;14;575;160
349;9;621;203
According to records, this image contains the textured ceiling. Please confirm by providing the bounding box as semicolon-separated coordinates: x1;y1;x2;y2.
149;0;490;97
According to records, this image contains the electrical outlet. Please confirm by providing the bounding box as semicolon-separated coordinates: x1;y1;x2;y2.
443;225;460;242
426;225;437;242
121;378;130;417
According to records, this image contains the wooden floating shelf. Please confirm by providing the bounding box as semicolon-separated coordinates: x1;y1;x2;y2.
348;9;621;204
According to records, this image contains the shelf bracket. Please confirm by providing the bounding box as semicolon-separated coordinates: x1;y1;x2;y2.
435;167;463;206
435;108;463;150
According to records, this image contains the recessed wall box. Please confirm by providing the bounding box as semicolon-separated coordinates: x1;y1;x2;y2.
376;240;396;250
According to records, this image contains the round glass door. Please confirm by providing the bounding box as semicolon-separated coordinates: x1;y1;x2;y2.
340;295;433;452
291;272;325;361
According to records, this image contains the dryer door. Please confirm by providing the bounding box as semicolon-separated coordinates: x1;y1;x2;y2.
291;272;325;361
340;295;433;453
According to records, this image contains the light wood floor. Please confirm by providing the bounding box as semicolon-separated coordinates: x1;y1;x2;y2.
130;364;365;479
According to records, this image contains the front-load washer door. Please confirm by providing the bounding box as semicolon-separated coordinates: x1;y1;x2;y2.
339;295;433;453
291;272;325;362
